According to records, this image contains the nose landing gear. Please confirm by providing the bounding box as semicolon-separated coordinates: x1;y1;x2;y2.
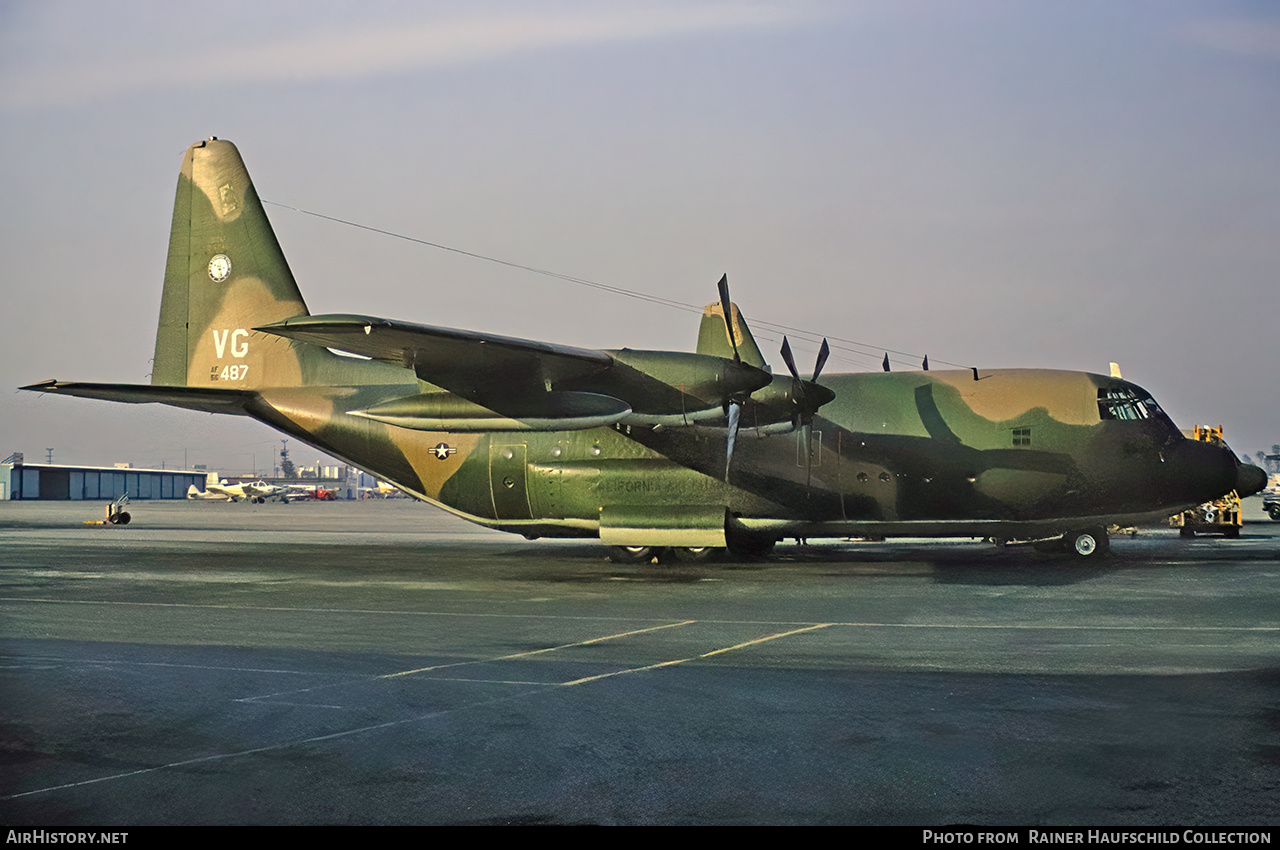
1063;526;1109;559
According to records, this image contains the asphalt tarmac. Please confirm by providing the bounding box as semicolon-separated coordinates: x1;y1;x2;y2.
1;497;1278;825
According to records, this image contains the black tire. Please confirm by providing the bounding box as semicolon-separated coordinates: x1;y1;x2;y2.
1064;527;1107;559
1179;527;1196;538
1267;506;1280;521
671;546;722;563
607;546;661;564
115;512;131;525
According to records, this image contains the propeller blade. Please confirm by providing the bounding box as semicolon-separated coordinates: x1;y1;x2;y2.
717;274;740;363
882;353;891;372
922;354;929;371
804;424;814;488
725;401;741;481
777;338;834;490
780;336;802;384
812;338;830;383
780;336;806;427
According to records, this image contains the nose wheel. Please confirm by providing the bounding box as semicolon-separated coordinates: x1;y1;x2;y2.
1063;527;1109;559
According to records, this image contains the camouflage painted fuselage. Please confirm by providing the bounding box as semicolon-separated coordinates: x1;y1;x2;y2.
241;365;1246;544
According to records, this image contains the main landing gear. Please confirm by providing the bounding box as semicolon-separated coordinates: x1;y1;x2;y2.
607;535;778;565
607;546;662;564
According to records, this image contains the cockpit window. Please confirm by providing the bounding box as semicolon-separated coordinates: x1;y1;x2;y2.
1097;387;1176;431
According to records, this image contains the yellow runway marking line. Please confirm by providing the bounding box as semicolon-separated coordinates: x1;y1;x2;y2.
561;623;834;687
237;620;697;702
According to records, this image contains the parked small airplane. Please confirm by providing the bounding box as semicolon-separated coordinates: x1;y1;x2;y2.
203;479;286;504
23;139;1266;561
186;484;230;501
360;481;405;499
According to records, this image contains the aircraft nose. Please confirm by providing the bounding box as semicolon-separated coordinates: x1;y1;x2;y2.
1165;439;1239;505
1236;463;1267;499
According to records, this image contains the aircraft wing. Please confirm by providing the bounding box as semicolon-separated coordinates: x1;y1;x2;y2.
21;381;258;415
256;315;770;430
256;314;613;404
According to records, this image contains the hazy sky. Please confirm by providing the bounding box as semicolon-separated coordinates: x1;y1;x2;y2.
2;0;1276;475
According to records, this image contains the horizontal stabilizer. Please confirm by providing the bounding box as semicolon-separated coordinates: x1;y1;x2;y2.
21;381;256;415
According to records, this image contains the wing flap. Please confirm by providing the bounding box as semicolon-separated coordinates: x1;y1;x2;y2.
256;314;613;405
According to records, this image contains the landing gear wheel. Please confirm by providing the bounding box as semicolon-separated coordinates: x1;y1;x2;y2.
671;546;721;563
1179;527;1196;538
608;546;662;564
115;511;130;526
1064;527;1108;559
1267;506;1280;521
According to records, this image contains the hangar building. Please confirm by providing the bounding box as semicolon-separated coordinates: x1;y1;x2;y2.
2;455;205;501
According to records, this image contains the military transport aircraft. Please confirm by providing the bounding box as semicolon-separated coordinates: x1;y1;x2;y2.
22;139;1267;562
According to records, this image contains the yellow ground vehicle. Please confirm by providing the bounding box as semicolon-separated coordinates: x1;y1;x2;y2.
1170;426;1242;537
83;493;132;527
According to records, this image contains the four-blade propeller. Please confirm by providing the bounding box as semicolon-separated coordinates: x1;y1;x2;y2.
716;276;834;483
779;335;834;485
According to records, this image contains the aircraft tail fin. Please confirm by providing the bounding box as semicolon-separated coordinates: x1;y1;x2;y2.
152;138;318;389
696;301;767;370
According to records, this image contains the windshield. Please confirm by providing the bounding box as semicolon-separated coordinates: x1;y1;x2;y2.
1097;387;1179;435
